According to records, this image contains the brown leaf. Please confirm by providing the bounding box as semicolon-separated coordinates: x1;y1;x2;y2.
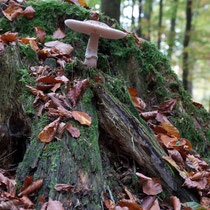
127;88;139;97
131;96;146;111
140;196;156;210
54;184;74;192
72;111;91;126
183;177;207;191
22;6;35;19
47;198;64;210
67;79;89;107
57;106;72;118
51;83;61;92
192;101;204;109
18;179;43;196
116;199;142;210
155;113;172;124
38;118;60;142
0;200;20;210
123;186;135;201
104;200;115;210
0;173;16;196
52;28;66;39
156;134;178;149
158;99;177;114
65;123;80;138
168;150;185;166
189;171;210;181
90;10;100;21
170;196;181;210
37;84;54;92
3;5;23;21
186;155;200;171
64;0;87;7
29;39;39;51
0;41;4;51
136;172;152;181
20;196;34;208
26;85;46;101
19;37;38;45
34;26;46;43
1;32;18;43
150;198;160;210
161;122;180;138
44;41;73;54
140;111;158;121
58;122;66;138
142;178;162;195
162;156;188;179
20;176;33;192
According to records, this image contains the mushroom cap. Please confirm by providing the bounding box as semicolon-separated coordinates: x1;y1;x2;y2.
65;19;127;39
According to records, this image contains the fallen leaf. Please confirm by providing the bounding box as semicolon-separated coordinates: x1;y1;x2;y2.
170;196;181;210
168;150;185;166
104;200;115;210
54;184;74;192
192;101;204;109
22;6;35;19
150;198;160;210
26;85;46;101
123;186;135;201
18;179;43;196
20;195;34;208
20;176;33;192
158;99;177;114
161;122;180;138
186;155;200;171
136;172;152;181
127;88;139;97
131;96;146;111
3;5;23;21
64;0;87;7
38;118;60;142
47;198;64;210
140;111;158;121
29;39;39;51
1;32;18;43
140;196;156;210
0;173;17;196
67;79;89;106
44;41;73;54
65;123;80;138
183;177;207;191
34;26;46;43
189;171;210;181
116;199;142;210
51;83;61;92
0;200;20;210
0;41;4;51
58;122;66;138
52;28;66;39
72;111;91;126
142;178;162;195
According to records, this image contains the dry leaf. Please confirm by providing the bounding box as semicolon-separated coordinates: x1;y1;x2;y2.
127;88;139;97
183;178;207;191
20;176;33;192
64;0;87;7
104;200;115;210
161;122;180;138
136;172;152;181
22;6;35;19
44;41;73;54
72;111;91;126
3;5;23;21
47;198;64;210
158;99;177;114
186;155;200;171
142;178;162;195
52;28;66;39
140;196;156;210
140;111;158;121
34;26;46;43
170;196;181;210
1;32;18;43
54;184;74;192
189;171;210;181
123;186;135;201
150;199;160;210
65;123;80;138
131;96;146;111
0;200;20;209
38;118;60;142
58;122;66;138
0;173;17;196
18;179;43;196
20;196;34;208
67;79;89;107
116;199;142;210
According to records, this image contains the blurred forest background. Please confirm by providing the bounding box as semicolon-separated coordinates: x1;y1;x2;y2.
87;0;210;111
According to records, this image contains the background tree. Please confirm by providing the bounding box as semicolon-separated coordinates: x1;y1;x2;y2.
157;0;163;49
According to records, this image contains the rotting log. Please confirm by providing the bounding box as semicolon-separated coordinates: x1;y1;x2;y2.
93;83;199;202
0;46;29;169
16;92;105;209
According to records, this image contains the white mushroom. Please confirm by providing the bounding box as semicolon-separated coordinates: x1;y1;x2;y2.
65;19;127;67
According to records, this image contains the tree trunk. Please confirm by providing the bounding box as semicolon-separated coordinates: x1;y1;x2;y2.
167;0;179;59
101;0;121;23
182;0;193;94
157;0;163;49
131;0;136;31
144;0;153;41
136;0;142;37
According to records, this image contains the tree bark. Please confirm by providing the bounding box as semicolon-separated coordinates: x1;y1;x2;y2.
136;0;142;37
144;0;153;41
131;0;136;31
157;0;163;49
167;0;179;59
182;0;193;94
101;0;121;23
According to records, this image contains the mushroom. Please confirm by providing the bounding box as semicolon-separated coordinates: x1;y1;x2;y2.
64;19;127;67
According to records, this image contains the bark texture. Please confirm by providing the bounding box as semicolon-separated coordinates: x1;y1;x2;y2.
157;0;163;49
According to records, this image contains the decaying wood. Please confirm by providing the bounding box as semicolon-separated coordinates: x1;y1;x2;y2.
0;46;29;169
93;83;198;202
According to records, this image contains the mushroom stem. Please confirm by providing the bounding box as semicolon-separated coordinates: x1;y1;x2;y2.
84;33;99;67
